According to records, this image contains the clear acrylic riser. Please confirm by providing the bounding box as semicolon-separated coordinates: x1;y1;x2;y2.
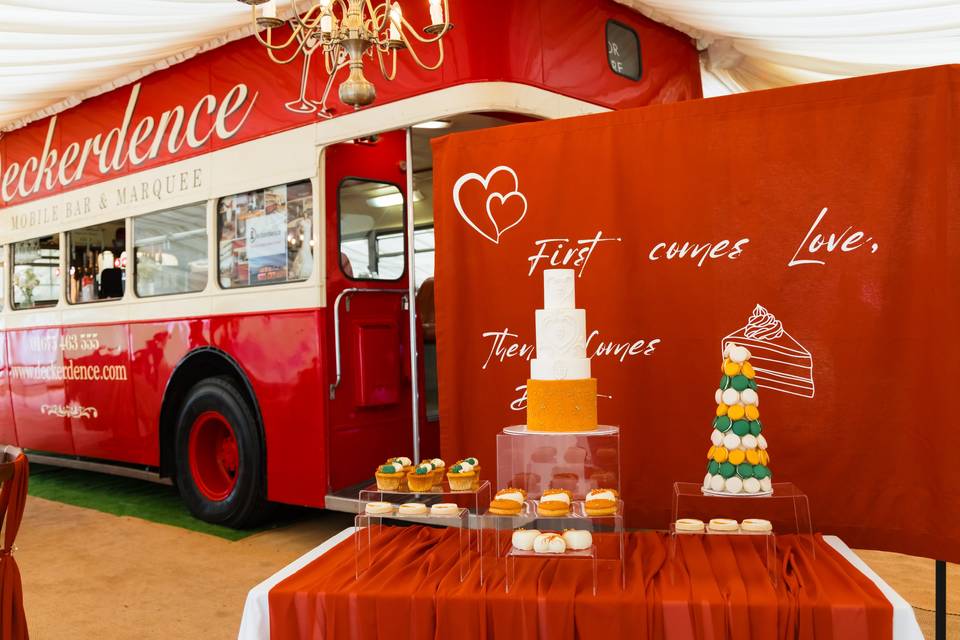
667;523;778;585
496;426;620;499
358;480;492;553
355;509;471;581
672;481;814;557
507;545;599;595
359;479;492;513
478;500;625;593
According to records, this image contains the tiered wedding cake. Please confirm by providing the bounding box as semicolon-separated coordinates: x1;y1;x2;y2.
703;342;773;494
526;269;598;432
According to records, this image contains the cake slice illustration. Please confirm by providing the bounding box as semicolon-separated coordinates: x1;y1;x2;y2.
722;305;814;399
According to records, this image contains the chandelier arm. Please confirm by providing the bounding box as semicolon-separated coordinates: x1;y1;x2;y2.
287;0;325;30
375;45;398;81
364;0;389;34
398;31;445;71
266;42;310;65
252;20;304;51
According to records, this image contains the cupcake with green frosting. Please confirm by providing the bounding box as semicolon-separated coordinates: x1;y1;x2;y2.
408;462;435;492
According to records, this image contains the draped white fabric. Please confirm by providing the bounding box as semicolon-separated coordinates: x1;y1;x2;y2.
616;0;960;96
0;0;299;132
0;1;958;131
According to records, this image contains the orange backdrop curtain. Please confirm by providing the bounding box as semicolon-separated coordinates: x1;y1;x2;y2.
431;65;959;562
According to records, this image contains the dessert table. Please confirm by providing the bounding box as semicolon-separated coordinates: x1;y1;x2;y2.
238;526;923;640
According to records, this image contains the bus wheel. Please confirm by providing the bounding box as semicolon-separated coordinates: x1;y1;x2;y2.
174;376;267;527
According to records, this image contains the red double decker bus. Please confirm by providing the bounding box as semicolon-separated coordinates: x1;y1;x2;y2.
0;0;700;525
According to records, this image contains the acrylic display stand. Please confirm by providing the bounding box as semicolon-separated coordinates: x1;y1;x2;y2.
358;479;492;516
670;480;814;584
355;508;470;581
482;426;625;593
668;522;778;584
353;479;492;581
496;425;621;498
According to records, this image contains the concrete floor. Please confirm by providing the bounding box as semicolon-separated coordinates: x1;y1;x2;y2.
18;495;959;639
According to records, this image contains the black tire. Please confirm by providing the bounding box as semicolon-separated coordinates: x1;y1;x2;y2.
174;376;268;528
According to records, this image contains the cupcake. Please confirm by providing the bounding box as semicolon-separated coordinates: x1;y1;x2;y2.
375;462;404;491
430;458;445;487
462;457;481;489
387;456;414;490
446;460;476;491
407;462;435;492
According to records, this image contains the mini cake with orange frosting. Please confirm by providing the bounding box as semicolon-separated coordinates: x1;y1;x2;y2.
489;488;526;515
526;269;598;432
584;488;618;516
537;489;572;516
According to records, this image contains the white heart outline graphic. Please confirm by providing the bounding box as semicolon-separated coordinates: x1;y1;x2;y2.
453;165;528;244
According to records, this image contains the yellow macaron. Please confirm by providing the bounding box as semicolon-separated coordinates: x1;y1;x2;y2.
723;360;741;376
729;449;746;465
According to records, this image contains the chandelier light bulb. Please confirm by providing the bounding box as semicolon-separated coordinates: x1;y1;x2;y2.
256;0;284;28
390;3;403;42
428;0;443;26
262;0;276;19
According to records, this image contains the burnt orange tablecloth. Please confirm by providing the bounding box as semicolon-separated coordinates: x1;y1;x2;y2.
268;527;891;640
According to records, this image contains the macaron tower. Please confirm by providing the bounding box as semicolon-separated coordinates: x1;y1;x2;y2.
703;343;773;495
526;269;598;432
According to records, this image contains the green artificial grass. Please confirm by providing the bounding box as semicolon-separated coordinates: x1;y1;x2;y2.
28;464;273;541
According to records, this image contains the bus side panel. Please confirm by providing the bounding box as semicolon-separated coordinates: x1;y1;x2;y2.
129;318;211;467
7;327;73;454
210;310;326;507
0;331;17;446
65;324;142;464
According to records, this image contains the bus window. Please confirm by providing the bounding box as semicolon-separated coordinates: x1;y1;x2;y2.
134;203;208;297
338;178;406;281
67;221;127;304
218;179;313;288
0;248;4;310
11;235;60;310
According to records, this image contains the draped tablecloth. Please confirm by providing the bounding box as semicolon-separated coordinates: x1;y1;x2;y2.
239;526;923;640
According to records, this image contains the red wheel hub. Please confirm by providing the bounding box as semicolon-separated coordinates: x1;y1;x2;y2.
188;411;239;502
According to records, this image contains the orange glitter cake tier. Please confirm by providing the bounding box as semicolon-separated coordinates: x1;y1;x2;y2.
526;378;598;432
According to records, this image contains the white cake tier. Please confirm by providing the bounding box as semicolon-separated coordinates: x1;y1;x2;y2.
534;308;587;359
530;356;591;380
543;269;576;310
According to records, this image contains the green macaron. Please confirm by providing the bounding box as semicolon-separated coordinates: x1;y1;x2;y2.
732;420;750;436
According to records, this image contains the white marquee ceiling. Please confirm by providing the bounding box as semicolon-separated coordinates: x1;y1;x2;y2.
0;0;958;132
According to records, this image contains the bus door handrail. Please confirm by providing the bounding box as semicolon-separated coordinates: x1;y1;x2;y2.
330;287;409;399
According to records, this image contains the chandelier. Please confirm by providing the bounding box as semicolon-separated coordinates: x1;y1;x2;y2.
239;0;452;114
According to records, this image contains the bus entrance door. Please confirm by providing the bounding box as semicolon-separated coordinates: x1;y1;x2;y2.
324;131;414;492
